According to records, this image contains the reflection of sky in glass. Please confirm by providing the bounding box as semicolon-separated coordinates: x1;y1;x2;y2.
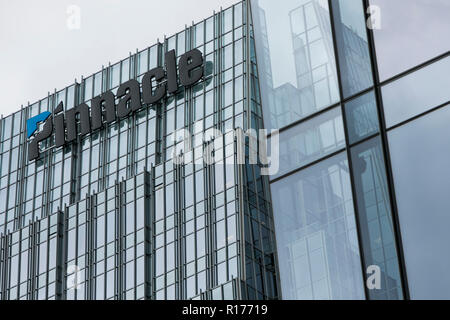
255;0;330;88
382;56;450;128
370;0;450;80
389;104;450;299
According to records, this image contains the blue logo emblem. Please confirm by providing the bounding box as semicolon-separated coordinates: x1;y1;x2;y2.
27;111;51;138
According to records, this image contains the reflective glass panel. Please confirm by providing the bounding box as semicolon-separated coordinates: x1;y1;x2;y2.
271;107;345;179
382;56;450;128
345;91;379;144
331;0;373;98
389;104;450;299
351;137;403;299
251;0;340;130
272;152;365;300
370;0;450;80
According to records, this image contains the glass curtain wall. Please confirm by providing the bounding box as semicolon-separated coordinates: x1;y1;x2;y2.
369;0;449;300
250;0;404;299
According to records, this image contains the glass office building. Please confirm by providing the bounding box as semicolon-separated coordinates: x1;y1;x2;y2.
0;0;449;300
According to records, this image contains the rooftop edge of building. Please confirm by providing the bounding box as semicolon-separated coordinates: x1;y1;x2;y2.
1;0;245;123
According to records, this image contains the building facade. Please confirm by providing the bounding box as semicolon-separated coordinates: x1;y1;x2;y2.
0;0;449;300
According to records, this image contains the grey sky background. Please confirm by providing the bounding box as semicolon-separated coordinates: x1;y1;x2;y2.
0;0;238;117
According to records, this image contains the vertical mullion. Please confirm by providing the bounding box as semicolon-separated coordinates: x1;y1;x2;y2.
362;0;410;300
327;0;370;300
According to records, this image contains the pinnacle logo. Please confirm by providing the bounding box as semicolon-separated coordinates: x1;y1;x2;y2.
27;111;51;138
26;49;204;161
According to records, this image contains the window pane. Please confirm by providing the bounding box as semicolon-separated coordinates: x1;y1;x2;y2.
195;22;204;48
83;76;93;102
382;56;450;128
110;63;120;89
388;104;450;299
345;91;379;144
251;0;340;130
138;50;148;75
351;137;403;299
370;0;450;80
271;107;345;179
121;58;130;83
271;152;365;300
331;0;373;97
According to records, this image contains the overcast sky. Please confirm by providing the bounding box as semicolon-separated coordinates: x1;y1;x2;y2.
0;0;238;117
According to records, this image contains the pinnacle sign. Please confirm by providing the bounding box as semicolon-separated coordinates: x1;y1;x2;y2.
26;49;204;161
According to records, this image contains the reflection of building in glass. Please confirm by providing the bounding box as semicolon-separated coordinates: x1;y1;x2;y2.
334;21;373;97
271;84;303;128
254;0;340;130
331;0;373;97
254;0;373;130
289;1;339;118
273;153;365;300
351;138;402;300
251;0;408;300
